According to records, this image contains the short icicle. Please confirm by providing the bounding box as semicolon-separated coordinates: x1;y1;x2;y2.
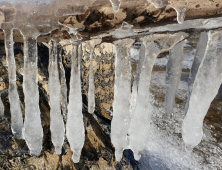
129;32;188;160
185;32;208;115
48;40;65;154
111;38;135;161
182;30;222;149
109;0;123;13
23;36;43;156
2;23;23;139
66;40;84;163
86;39;102;114
165;41;184;118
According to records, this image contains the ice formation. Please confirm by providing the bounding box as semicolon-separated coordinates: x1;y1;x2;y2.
109;0;123;13
147;0;169;8
2;23;23;139
23;37;43;156
165;41;184;118
66;41;84;163
182;30;222;148
48;40;65;154
129;32;188;160
86;39;102;114
185;32;208;115
111;38;135;161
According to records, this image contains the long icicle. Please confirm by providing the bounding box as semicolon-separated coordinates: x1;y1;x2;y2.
129;32;188;160
66;41;84;163
165;41;184;118
111;38;135;161
184;32;208;115
182;30;222;148
48;40;65;154
23;36;43;156
2;23;23;139
87;39;101;114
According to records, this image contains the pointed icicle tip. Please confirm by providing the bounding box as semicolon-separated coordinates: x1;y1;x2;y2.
109;0;123;13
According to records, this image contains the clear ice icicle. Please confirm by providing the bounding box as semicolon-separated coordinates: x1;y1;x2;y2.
171;5;187;24
48;40;65;154
66;41;84;163
185;32;208;115
109;0;123;13
2;23;23;139
165;41;184;118
86;39;102;114
182;30;222;148
23;37;43;156
111;38;135;161
129;32;188;160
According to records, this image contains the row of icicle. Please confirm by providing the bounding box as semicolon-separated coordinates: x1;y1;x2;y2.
0;22;221;162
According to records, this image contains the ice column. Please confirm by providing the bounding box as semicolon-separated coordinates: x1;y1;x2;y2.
66;41;84;163
86;39;102;114
48;40;65;154
23;36;43;156
130;32;188;160
2;23;23;139
165;41;184;118
182;30;222;148
185;32;208;115
111;38;135;161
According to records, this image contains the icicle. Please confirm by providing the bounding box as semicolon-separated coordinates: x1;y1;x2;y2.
111;38;135;161
86;39;102;114
129;32;188;160
66;40;84;163
109;0;123;13
57;45;68;122
23;36;43;156
147;0;170;8
0;94;4;118
2;23;23;139
171;5;187;24
185;32;208;115
182;30;222;148
165;41;184;118
48;40;65;155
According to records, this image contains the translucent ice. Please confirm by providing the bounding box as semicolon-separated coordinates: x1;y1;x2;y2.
129;32;188;160
147;0;169;8
171;5;187;24
2;23;23;139
165;41;184;118
110;22;137;39
109;0;123;13
185;32;208;115
48;40;65;154
86;39;102;114
23;37;43;156
66;41;84;163
182;30;222;148
111;38;135;161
